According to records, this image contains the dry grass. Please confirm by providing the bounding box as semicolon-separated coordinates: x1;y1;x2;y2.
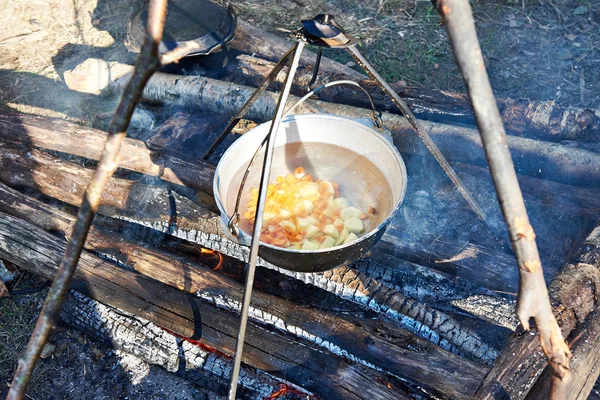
216;0;600;108
0;278;56;399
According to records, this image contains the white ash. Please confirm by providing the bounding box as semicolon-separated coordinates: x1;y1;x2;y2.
62;290;312;399
114;214;499;364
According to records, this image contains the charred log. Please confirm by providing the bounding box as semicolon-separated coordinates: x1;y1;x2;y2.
0;182;487;399
61;291;303;399
0;140;499;363
0;211;411;400
474;226;600;399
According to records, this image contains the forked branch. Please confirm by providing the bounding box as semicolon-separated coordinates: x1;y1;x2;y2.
433;0;571;397
6;1;172;398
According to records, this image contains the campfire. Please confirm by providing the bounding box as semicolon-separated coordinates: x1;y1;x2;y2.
1;0;600;399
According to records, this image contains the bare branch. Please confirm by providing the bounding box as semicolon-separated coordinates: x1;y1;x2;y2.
6;1;169;398
433;0;571;396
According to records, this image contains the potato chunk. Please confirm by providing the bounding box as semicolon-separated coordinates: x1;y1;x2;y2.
344;217;364;233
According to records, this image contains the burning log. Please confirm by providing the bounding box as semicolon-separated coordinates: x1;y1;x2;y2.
61;291;303;399
227;20;600;143
1;111;598;287
3;111;600;293
0;182;488;399
473;224;600;399
65;60;600;188
0;141;499;362
0;210;411;400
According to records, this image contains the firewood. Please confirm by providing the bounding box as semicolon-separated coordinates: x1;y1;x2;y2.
526;310;600;400
0;182;488;399
1;112;598;291
0;109;214;195
0;210;415;399
66;60;600;187
230;19;365;83
473;224;600;399
0;142;499;363
229;21;600;143
60;292;303;399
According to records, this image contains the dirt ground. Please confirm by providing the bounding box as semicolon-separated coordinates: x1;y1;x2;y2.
0;284;218;399
1;0;600;398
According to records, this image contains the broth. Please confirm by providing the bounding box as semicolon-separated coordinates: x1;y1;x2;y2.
230;142;394;241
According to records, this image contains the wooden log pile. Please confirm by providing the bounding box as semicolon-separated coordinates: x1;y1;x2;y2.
0;104;599;398
2;18;600;400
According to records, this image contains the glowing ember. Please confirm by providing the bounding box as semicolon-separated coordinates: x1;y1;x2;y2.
264;383;307;399
159;326;230;359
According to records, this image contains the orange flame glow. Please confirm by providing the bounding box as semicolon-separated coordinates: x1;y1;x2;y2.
200;248;224;271
159;326;230;359
265;384;307;399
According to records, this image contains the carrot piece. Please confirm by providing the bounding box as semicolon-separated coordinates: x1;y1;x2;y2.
360;214;368;220
295;167;304;175
261;234;273;244
272;237;288;247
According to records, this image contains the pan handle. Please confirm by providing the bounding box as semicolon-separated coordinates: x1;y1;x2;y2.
284;80;384;129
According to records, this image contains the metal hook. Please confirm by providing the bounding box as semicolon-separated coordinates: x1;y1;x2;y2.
307;47;322;87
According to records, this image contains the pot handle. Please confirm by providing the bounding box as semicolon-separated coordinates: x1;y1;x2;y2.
227;81;384;237
284;80;384;129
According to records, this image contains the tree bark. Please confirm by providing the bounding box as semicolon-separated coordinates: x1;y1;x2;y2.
473;225;600;399
85;62;600;188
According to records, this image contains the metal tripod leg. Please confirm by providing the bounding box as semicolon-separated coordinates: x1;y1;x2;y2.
347;45;489;225
227;41;305;400
202;44;298;160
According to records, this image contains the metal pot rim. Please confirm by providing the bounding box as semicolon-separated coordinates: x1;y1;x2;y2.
213;113;407;254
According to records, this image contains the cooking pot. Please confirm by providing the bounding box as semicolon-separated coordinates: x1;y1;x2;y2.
214;111;407;273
